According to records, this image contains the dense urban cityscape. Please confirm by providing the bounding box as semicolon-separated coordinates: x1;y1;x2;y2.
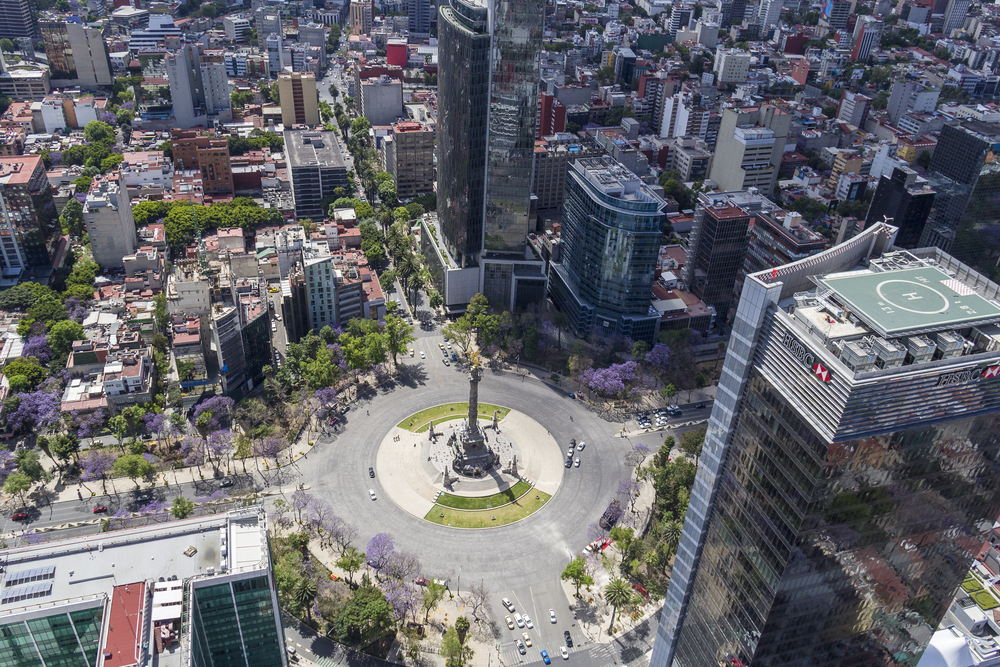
2;0;1000;666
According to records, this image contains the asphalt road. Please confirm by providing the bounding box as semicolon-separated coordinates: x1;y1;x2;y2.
12;316;706;667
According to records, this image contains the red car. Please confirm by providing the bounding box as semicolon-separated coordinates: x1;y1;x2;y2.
93;506;108;514
11;511;27;521
414;578;428;586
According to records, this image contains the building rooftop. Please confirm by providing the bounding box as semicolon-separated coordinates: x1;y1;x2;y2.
813;264;1000;338
283;130;346;169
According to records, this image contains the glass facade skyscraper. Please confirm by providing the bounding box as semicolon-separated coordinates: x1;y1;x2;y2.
482;0;544;256
653;224;1000;667
437;0;490;267
549;157;665;343
435;0;546;311
920;120;1000;274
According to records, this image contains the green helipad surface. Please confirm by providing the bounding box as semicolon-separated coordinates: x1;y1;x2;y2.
817;267;1000;336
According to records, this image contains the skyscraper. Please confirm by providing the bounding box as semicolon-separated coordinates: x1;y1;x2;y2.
683;188;777;322
653;223;1000;667
942;0;970;35
1;508;288;667
434;0;547;312
40;20;114;89
408;0;432;38
0;0;38;39
920;120;1000;271
277;71;319;126
166;44;233;129
851;15;883;61
549;157;666;344
865;166;936;248
437;0;490;269
708;105;790;195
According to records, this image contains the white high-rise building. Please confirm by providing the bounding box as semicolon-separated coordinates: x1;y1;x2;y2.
756;0;781;27
83;173;136;269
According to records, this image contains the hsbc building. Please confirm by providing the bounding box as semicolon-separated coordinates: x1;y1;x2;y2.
653;224;1000;667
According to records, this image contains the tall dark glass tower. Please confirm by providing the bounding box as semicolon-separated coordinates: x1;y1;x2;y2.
653;223;1000;667
434;0;547;311
437;0;490;268
482;0;544;257
920;120;1000;273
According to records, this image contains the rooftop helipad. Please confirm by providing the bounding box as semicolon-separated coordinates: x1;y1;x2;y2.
815;266;1000;337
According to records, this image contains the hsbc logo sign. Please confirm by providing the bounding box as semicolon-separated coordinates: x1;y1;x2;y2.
781;331;833;383
813;363;832;382
937;364;1000;386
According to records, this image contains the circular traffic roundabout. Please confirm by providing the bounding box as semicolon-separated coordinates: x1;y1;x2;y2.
378;401;564;528
298;360;632;595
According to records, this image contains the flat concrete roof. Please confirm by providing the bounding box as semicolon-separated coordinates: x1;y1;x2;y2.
816;266;1000;337
283;130;346;170
1;513;258;619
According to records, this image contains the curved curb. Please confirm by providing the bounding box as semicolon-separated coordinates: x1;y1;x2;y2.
422;490;552;530
432;482;535;511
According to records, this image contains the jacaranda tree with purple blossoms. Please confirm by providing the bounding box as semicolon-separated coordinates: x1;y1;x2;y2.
8;390;60;433
81;450;116;494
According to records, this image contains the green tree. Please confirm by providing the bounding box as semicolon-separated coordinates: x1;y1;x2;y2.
660;383;677;404
561;556;595;596
48;320;85;360
111;453;155;488
332;584;394;645
153;292;168;331
292;577;319;621
101;153;124;173
59;199;84;236
378;179;398;209
422;580;447;622
336;546;365;585
350;116;372;137
15;450;50;483
3;358;46;390
3;471;32;506
679;426;706;463
441;626;474;667
442;316;474;355
454;616;470;642
171;496;195;519
0;38;15;53
427;288;443;310
605;578;633;631
382;314;415;366
51;434;80;466
84;120;116;144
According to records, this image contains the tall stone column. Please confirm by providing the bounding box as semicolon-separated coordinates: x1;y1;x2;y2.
468;366;483;432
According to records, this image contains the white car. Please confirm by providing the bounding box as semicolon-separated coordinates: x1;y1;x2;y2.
524;615;533;629
561;647;569;660
549;609;557;623
574;458;580;467
369;489;377;500
577;442;585;451
420;351;425;358
514;613;524;628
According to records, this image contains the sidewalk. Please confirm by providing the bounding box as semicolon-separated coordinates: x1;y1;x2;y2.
28;423;327;506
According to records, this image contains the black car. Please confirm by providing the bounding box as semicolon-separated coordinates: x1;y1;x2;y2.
220;477;235;488
695;402;706;409
564;459;572;468
564;631;573;647
570;438;576;446
368;467;375;478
